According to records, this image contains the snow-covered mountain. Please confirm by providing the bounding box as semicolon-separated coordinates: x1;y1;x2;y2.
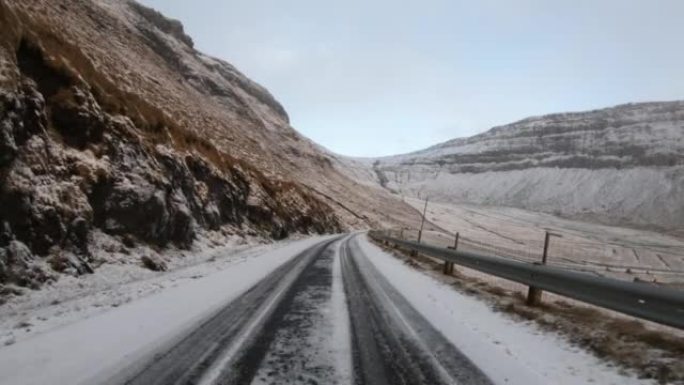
352;102;684;233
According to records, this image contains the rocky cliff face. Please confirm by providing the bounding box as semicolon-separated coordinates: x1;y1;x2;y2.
0;0;420;292
360;102;684;233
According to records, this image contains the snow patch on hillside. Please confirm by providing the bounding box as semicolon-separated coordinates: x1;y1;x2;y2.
384;166;684;230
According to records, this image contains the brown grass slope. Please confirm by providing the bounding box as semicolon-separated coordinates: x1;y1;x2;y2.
0;0;419;291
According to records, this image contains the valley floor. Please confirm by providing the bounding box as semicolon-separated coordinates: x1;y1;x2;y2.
404;197;684;287
0;234;658;385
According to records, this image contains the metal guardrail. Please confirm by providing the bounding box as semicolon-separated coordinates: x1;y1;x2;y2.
370;231;684;330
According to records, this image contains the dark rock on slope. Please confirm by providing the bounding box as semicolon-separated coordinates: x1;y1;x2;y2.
0;0;345;290
127;1;195;49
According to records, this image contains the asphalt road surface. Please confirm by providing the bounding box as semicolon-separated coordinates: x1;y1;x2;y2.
123;234;493;385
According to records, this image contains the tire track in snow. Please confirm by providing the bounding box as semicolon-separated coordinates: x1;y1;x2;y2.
124;237;341;385
341;235;493;385
220;239;351;385
124;233;492;385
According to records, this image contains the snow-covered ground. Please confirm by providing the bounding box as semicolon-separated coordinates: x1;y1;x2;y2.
0;232;663;385
1;231;254;345
0;235;337;385
356;235;654;385
0;230;283;346
403;197;684;286
384;166;684;231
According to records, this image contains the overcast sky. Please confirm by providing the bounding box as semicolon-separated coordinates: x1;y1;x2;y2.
140;0;684;157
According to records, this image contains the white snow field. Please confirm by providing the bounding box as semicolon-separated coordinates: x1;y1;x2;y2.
403;197;684;286
0;231;278;346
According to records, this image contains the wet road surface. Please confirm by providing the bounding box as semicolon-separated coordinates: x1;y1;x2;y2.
124;234;492;385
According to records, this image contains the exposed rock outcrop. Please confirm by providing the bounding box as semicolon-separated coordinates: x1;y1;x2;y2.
127;1;194;48
0;0;345;292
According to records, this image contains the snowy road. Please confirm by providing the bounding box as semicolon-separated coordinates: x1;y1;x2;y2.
340;237;491;385
123;234;490;385
0;234;654;385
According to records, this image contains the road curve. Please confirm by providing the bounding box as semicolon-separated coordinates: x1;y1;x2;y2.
121;234;493;385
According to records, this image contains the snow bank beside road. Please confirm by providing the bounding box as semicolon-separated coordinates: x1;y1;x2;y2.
0;235;336;385
356;235;654;385
0;232;269;346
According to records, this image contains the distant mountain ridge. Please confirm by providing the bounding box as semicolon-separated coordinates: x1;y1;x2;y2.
342;101;684;233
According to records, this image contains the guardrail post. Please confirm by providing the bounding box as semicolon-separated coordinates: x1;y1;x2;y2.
444;232;459;275
526;231;560;306
417;198;429;244
442;260;450;274
449;233;459;274
526;282;543;306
